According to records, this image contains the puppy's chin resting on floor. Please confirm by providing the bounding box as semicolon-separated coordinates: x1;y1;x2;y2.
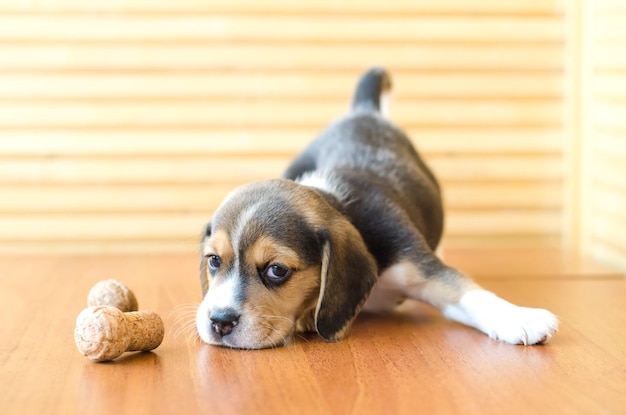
195;67;559;350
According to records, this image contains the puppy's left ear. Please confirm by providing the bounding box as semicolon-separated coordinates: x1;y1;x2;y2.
199;222;211;297
315;218;378;342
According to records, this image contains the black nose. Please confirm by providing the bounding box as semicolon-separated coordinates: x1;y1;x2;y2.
210;309;240;337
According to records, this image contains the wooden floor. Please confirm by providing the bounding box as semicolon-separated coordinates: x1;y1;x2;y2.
0;248;624;415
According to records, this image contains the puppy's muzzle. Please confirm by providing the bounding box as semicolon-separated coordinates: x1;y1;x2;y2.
209;308;240;337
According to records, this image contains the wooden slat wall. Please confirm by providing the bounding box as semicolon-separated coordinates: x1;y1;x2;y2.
0;0;566;254
584;0;626;271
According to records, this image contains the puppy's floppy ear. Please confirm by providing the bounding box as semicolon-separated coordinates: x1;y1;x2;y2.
315;218;378;342
199;222;211;297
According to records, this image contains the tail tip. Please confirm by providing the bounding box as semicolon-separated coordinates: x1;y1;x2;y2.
351;66;392;113
368;66;392;90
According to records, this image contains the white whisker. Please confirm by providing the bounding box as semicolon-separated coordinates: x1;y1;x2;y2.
261;322;288;349
294;333;311;344
169;302;201;345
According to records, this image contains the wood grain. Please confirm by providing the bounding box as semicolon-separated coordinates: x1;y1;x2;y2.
0;182;563;213
0;100;562;128
0;44;564;71
0;15;563;43
0;129;564;155
0;0;564;14
0;249;624;415
0;73;563;99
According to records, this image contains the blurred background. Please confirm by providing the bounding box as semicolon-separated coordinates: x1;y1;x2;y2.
0;0;624;271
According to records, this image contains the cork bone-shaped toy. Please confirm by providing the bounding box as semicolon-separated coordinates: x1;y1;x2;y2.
75;280;164;362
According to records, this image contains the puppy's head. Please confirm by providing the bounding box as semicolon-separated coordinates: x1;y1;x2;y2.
196;179;377;349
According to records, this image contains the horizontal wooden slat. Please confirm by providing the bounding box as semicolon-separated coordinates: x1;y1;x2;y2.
0;0;564;15
441;235;561;249
0;155;563;184
0;129;563;156
0;72;563;99
0;240;199;255
429;155;562;180
410;129;562;153
0;130;309;156
0;184;233;214
0;44;564;71
442;182;562;209
0;210;561;241
446;210;561;235
0;157;286;185
0;235;562;255
0;182;562;214
0;100;562;128
0;16;563;43
0;214;209;240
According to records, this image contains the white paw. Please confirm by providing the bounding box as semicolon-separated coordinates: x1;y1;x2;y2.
443;290;559;345
482;306;559;345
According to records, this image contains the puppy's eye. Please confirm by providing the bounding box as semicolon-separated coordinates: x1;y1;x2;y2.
264;264;292;282
207;255;222;270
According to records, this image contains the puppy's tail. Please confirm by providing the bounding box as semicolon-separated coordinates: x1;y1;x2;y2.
351;67;392;116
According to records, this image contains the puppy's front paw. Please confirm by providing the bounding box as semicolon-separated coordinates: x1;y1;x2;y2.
443;290;559;345
483;306;559;345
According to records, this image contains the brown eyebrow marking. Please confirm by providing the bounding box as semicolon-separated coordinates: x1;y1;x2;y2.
204;229;234;263
247;235;302;270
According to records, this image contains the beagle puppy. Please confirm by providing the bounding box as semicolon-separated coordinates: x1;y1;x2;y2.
196;68;559;349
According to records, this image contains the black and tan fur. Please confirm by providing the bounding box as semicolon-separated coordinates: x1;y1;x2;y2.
196;68;558;349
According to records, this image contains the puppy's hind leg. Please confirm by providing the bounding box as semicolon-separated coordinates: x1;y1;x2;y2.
395;257;559;345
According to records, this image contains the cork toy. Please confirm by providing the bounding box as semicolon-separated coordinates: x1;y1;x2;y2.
74;306;164;362
75;279;164;362
87;279;138;312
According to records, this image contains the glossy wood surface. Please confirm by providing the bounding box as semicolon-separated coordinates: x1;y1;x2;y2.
1;249;624;415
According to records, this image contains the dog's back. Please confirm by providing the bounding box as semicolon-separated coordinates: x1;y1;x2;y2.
284;68;443;267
